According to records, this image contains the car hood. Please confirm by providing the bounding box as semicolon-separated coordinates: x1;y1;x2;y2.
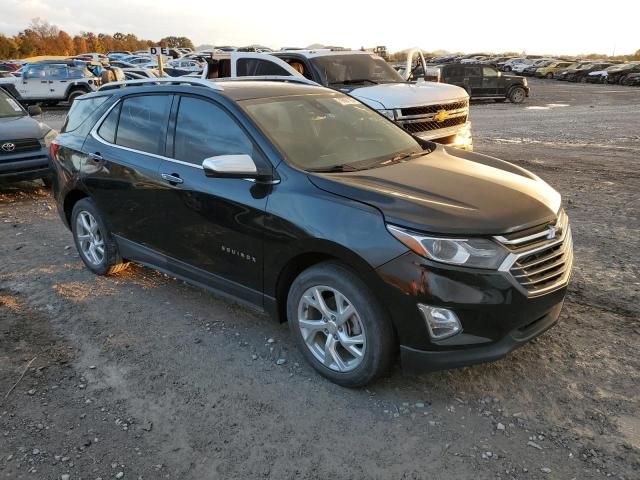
307;146;561;235
0;115;50;139
347;82;468;109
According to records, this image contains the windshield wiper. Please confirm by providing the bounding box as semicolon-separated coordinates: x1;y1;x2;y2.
307;164;359;173
329;79;379;86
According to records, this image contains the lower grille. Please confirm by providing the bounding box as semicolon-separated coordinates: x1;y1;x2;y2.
0;138;41;155
400;115;467;134
496;210;573;297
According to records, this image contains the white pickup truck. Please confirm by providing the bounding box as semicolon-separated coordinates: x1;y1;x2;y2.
195;49;473;150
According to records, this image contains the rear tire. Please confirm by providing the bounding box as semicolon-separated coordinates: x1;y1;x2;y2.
545;73;554;79
71;198;129;275
66;90;86;105
287;262;395;387
508;86;526;104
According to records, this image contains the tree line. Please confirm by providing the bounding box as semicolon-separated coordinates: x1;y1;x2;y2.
0;18;195;60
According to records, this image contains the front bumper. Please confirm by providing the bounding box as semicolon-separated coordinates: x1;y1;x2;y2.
0;147;50;182
375;251;569;372
401;300;563;371
415;121;473;151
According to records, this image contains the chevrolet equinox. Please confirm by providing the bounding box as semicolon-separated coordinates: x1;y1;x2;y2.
50;79;573;387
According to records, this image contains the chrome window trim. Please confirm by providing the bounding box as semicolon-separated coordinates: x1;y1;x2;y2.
89;98;203;170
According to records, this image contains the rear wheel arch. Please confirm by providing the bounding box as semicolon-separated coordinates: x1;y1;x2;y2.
63;189;89;227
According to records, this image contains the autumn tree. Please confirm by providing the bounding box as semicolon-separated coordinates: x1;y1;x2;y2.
72;35;88;55
0;35;18;59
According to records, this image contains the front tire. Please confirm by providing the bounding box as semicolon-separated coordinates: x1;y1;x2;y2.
546;73;554;79
71;198;129;275
287;262;395;387
508;86;526;104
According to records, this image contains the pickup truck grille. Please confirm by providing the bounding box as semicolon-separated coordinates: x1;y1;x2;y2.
495;210;573;297
0;138;41;155
400;100;468;117
396;99;469;135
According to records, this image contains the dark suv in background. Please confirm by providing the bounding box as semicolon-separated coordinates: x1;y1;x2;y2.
50;78;572;387
438;64;529;103
0;88;56;185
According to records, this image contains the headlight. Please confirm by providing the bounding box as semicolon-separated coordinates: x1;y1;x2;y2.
522;78;528;86
40;129;58;148
387;225;509;269
378;109;397;120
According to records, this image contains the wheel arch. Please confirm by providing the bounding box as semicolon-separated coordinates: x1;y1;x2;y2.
271;240;394;326
63;188;90;228
64;83;92;100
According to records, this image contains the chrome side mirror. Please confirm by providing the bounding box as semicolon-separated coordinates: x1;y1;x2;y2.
202;154;259;179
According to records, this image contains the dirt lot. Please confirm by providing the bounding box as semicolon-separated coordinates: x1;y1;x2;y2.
1;78;639;480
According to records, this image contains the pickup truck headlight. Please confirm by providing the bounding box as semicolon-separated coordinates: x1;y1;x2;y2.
378;109;397;120
522;78;528;87
387;225;509;269
40;129;58;148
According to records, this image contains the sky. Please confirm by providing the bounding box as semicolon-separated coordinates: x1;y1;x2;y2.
1;0;639;56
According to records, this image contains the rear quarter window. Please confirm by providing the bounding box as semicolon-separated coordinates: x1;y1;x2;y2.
62;95;110;133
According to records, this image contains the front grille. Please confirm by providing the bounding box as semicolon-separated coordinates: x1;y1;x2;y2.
400;100;468;117
495;210;573;297
0;138;41;155
396;99;469;134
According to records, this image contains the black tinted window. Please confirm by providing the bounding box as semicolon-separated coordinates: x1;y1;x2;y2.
115;95;172;154
237;58;290;76
173;97;253;164
64;95;110;132
97;103;120;143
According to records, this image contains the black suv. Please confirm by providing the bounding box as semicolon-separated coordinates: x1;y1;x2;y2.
438;64;529;103
50;79;572;387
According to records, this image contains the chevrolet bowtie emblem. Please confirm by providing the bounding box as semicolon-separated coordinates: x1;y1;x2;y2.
434;110;449;122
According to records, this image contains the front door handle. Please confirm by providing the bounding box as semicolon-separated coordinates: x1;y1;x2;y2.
89;152;103;162
161;173;184;184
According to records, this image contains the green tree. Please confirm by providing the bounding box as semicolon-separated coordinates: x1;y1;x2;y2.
159;36;195;50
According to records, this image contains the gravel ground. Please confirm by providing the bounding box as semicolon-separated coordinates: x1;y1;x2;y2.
1;78;639;480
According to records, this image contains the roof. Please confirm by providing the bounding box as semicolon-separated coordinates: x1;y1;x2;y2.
276;49;372;59
98;79;332;102
218;81;331;101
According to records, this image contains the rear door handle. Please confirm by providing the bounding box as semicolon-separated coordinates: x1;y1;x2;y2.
161;173;183;184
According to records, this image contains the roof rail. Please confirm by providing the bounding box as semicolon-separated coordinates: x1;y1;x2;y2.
212;75;320;87
98;77;224;92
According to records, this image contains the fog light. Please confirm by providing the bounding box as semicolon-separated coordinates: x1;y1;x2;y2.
418;304;462;340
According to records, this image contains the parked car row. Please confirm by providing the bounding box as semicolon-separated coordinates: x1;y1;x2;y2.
426;54;640;86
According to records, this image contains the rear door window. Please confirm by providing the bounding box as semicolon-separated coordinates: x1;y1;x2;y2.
114;95;172;155
63;95;110;132
236;58;291;76
172;96;254;165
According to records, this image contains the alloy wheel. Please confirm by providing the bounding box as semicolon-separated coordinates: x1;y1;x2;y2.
297;286;366;372
75;211;105;266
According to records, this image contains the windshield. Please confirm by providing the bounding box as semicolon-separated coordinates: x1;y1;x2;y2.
310;54;404;85
0;90;25;118
241;93;424;172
